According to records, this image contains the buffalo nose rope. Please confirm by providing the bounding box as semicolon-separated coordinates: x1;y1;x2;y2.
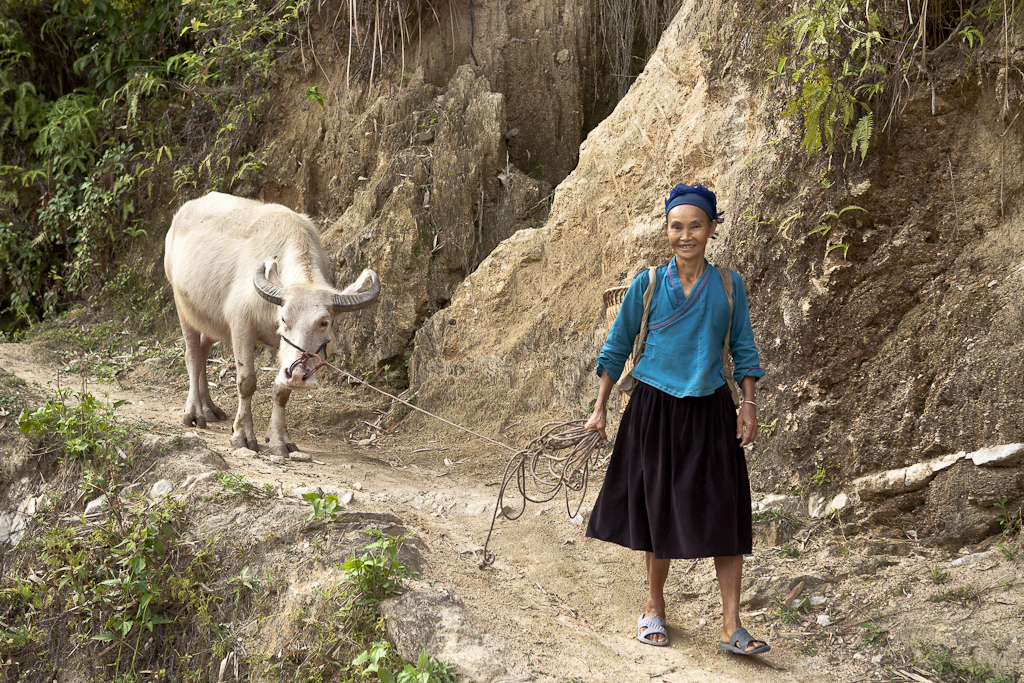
304;347;604;570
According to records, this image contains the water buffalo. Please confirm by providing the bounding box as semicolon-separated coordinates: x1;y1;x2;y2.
164;192;380;457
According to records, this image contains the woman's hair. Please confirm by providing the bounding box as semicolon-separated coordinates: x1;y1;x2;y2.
665;183;725;224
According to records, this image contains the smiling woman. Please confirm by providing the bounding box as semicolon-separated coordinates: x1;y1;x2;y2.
583;183;768;655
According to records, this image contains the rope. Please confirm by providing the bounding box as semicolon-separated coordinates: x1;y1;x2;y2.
477;421;602;569
292;345;603;570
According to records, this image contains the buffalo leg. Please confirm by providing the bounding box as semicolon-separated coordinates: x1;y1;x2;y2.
180;320;227;427
266;383;298;458
230;331;260;451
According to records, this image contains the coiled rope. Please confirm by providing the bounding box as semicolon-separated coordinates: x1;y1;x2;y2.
299;349;603;570
477;421;602;569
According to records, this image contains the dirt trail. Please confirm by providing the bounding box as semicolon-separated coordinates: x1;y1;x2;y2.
0;342;895;682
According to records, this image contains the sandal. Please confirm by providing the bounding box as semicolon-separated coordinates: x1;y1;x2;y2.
718;627;770;655
637;613;669;647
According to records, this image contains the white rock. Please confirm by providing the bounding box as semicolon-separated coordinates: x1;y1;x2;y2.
567;505;591;525
353;482;362;491
357;438;372;446
756;494;801;514
698;618;707;627
269;454;286;464
150;480;175;498
941;550;995;569
84;495;108;517
465;503;487;516
231;447;258;458
851;452;963;497
968;443;1024;466
809;596;827;607
183;471;217;492
817;614;831;627
824;493;849;515
871;655;884;664
854;653;864;660
340;490;355;505
289;451;312;462
808;495;827;518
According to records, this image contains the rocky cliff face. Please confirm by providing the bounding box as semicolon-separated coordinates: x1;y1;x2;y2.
253;0;1024;545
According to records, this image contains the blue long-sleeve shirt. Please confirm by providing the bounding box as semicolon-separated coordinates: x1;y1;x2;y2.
596;259;764;398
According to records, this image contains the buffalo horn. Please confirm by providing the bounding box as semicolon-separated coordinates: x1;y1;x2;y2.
254;263;285;306
331;270;381;312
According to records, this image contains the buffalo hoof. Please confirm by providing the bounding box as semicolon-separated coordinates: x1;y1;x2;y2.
230;431;259;452
203;404;228;422
268;443;291;459
266;433;299;452
183;412;207;429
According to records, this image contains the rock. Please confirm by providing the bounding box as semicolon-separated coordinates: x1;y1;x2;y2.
150;480;175;498
182;471;218;492
289;451;312;462
353;482;362;491
739;574;784;608
232;447;258;458
941;550;996;569
809;596;827;607
415;130;434;144
84;495;107;517
340;490;355;505
556;48;570;64
381;583;509;683
872;655;884;664
756;494;801;514
270;454;286;464
356;439;372;446
967;443;1024;466
817;615;832;627
567;504;591;525
825;493;850;516
465;503;487;516
852;453;963;498
808;494;827;518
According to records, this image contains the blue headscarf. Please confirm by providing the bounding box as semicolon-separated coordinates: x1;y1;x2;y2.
665;183;724;225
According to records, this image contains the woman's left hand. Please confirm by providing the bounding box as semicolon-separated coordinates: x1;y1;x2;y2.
736;402;758;447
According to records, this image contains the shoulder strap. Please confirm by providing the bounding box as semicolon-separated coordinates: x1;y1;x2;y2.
716;265;740;408
634;266;658;356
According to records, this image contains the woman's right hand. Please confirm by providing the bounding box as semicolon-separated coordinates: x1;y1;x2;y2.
584;405;607;443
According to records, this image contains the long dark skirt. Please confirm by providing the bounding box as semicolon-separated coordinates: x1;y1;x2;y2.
585;382;753;560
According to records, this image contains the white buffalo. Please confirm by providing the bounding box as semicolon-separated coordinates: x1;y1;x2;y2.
164;192;380;457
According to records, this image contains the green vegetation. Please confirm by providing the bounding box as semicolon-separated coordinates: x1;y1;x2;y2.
0;0;302;335
917;644;1016;683
5;387;455;682
929;584;980;605
929;566;951;584
767;0;1017;163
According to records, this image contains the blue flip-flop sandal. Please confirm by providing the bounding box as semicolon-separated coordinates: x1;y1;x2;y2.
637;613;669;647
718;627;770;655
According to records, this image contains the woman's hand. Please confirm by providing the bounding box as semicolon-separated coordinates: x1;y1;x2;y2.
584;405;608;443
736;377;758;447
736;403;758;447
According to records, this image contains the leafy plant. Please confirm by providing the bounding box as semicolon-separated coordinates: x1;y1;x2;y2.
778;541;800;558
353;641;458;683
859;621;888;644
929;567;950;584
18;387;128;468
302;490;344;522
929;584;979;605
305;85;326;108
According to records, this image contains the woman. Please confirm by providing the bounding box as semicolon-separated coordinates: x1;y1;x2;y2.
584;183;768;655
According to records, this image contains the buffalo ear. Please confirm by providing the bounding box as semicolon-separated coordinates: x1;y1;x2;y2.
266;257;282;286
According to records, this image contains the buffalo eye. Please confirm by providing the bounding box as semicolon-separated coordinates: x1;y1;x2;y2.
320;320;329;328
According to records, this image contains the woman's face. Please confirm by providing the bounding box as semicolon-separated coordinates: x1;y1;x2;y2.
666;203;717;269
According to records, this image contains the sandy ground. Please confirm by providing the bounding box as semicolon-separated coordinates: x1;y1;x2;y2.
2;341;1020;683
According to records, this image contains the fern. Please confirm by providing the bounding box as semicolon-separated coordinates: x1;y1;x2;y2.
851;111;873;163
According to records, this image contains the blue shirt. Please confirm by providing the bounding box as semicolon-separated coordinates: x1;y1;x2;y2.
596;259;764;398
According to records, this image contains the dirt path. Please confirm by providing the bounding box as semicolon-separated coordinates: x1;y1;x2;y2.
0;343;905;682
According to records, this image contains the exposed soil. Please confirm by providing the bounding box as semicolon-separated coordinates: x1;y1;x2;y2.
2;340;1021;683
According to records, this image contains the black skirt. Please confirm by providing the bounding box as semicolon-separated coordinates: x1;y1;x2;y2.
585;382;753;560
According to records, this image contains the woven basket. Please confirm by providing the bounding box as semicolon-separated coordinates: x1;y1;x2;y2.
602;286;628;327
